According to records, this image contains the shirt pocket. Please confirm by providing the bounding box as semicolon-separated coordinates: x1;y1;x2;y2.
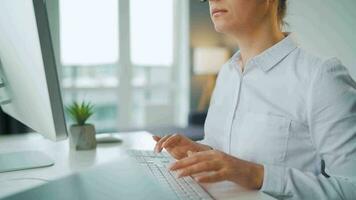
233;112;291;164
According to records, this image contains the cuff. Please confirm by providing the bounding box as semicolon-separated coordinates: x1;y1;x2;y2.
261;164;286;197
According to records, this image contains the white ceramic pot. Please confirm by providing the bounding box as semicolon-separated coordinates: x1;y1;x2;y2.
69;124;97;150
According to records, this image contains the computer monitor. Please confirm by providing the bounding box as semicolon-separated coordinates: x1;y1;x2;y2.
0;0;68;172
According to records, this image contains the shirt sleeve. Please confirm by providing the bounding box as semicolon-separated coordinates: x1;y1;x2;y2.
261;58;356;199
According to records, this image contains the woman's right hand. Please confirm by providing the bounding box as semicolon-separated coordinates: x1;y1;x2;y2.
153;134;211;160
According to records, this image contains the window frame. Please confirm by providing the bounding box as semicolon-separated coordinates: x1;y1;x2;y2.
51;0;190;130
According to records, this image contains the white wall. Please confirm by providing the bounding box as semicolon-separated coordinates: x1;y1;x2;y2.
286;0;356;78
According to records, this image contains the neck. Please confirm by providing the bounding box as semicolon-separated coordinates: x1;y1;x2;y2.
232;20;285;71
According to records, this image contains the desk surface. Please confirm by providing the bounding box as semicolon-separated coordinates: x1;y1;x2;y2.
0;132;274;200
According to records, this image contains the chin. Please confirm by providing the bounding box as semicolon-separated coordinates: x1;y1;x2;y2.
214;21;242;35
213;18;237;33
214;23;230;34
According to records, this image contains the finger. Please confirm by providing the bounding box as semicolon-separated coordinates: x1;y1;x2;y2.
194;171;226;183
152;135;161;142
169;151;213;170
154;135;170;152
161;134;181;149
177;160;220;178
154;135;171;153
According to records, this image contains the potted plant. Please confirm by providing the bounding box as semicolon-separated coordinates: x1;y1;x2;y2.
66;101;97;150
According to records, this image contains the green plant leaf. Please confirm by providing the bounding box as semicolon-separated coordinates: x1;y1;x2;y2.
65;101;95;126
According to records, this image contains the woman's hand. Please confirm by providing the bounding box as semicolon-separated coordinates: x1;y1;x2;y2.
153;134;211;160
169;150;264;190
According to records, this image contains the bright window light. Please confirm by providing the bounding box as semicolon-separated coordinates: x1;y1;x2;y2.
130;0;174;66
59;0;119;66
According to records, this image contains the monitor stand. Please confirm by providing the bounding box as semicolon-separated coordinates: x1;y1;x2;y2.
0;151;54;173
0;66;53;173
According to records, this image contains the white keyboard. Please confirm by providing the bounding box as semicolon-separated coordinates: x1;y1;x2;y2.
128;150;214;200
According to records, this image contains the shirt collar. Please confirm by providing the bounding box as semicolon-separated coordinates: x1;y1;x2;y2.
230;33;298;72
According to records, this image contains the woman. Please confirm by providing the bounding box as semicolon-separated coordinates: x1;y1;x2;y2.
154;0;356;199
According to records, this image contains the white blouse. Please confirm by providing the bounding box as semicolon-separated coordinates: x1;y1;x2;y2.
202;34;356;199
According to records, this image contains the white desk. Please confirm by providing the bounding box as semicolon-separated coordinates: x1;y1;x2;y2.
0;132;274;200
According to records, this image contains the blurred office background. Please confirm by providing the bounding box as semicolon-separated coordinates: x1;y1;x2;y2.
1;0;355;138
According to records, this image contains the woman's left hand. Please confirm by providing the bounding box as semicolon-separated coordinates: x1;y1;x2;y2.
169;150;264;190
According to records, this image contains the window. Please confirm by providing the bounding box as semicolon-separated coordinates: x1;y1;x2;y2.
59;0;119;132
57;0;189;131
130;0;174;66
59;0;119;66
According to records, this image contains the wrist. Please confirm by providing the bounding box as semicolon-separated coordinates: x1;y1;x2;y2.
240;161;264;189
230;159;264;189
252;164;264;189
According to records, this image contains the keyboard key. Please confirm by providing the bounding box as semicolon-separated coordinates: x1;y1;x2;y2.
128;150;214;200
